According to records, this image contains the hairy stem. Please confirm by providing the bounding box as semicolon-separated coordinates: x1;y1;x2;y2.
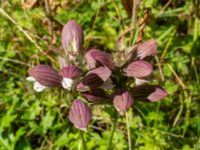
126;112;132;150
107;117;118;150
80;131;87;150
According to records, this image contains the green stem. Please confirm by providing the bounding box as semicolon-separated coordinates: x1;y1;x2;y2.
126;112;132;150
107;117;118;150
80;131;87;150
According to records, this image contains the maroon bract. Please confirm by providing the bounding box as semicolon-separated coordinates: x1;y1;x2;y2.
29;65;62;87
68;99;92;131
113;90;133;112
124;60;153;78
82;89;109;103
85;48;114;70
61;20;84;60
131;85;168;102
136;39;157;59
88;66;111;82
77;66;112;91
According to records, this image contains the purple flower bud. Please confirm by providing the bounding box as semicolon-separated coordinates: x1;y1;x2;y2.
61;20;84;58
124;60;153;78
136;39;157;59
82;89;109;103
28;65;62;87
113;90;133;112
88;66;111;82
68;99;92;131
59;65;81;90
77;66;112;91
131;85;168;102
59;65;81;79
85;48;114;70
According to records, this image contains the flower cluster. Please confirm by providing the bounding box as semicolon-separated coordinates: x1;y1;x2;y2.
27;20;167;131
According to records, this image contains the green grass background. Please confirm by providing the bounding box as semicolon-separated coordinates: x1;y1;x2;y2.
0;0;200;149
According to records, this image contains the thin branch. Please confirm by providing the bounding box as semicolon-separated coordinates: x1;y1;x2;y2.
126;112;132;150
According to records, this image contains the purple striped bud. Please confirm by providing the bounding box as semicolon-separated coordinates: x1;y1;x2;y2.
113;90;133;112
85;48;114;70
59;65;81;79
28;65;62;92
124;60;153;78
77;66;112;91
61;20;84;60
59;65;81;90
68;99;92;131
82;89;109;103
131;85;168;102
136;39;157;60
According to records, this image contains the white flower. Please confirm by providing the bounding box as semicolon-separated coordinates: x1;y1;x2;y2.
61;77;74;91
27;76;46;92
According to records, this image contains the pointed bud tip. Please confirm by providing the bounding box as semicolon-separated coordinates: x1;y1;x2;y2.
113;90;133;112
124;60;153;78
85;48;114;70
137;39;157;59
61;20;84;57
147;87;168;102
68;99;92;130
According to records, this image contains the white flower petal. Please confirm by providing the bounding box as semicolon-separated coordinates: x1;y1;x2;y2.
135;78;149;86
26;76;36;82
33;82;46;92
62;77;74;90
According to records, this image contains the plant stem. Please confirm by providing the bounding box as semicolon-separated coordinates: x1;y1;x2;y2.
126;112;132;150
80;131;87;150
107;117;118;150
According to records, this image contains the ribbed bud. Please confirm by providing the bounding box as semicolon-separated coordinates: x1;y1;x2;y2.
85;48;114;70
68;99;92;131
59;65;81;79
131;85;168;102
59;65;81;90
61;20;84;60
124;60;153;78
29;65;62;87
136;39;157;59
113;90;133;112
77;66;112;91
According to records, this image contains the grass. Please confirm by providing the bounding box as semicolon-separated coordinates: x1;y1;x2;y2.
0;0;200;149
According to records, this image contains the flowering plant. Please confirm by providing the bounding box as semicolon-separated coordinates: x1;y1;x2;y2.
27;20;167;149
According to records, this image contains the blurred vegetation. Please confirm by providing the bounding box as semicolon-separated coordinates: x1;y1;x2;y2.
0;0;200;149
